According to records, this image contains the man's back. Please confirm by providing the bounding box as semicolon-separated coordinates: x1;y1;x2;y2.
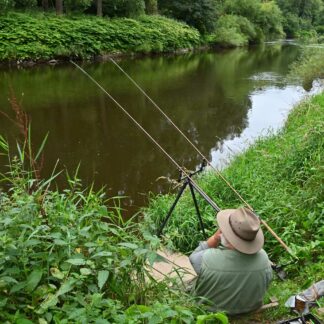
192;246;273;315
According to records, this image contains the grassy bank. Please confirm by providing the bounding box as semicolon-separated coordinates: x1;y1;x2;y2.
0;12;201;62
145;92;324;320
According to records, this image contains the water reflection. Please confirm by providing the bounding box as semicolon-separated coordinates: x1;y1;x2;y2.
0;43;313;214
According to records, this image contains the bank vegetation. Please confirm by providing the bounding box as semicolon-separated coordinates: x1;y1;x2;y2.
0;0;323;62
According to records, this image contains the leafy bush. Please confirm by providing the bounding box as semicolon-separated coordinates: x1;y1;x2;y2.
158;0;218;34
0;135;215;322
282;13;300;38
207;14;259;47
0;0;14;12
257;1;284;39
145;92;324;273
223;0;284;40
0;13;201;61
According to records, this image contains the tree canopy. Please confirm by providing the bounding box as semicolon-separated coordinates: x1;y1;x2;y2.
0;0;323;40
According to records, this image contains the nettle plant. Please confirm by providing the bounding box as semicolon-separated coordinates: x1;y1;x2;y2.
0;134;223;323
0;135;160;322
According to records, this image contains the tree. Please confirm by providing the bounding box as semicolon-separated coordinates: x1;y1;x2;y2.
0;0;14;12
42;0;49;11
64;0;92;12
56;0;63;15
158;0;219;34
96;0;103;16
145;0;157;14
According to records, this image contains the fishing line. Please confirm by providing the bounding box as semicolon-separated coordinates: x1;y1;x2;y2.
70;60;220;212
109;57;252;210
108;58;291;254
71;60;291;254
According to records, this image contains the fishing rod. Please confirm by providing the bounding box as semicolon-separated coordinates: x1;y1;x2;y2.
70;60;220;216
71;60;291;255
108;58;292;255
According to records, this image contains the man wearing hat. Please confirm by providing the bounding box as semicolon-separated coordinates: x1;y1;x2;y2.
189;207;273;315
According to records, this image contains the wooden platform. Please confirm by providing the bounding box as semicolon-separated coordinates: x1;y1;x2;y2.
148;248;196;283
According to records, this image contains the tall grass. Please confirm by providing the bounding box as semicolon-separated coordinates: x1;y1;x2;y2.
144;92;324;273
289;47;324;89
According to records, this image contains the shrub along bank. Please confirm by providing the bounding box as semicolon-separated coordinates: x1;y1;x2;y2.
0;137;223;322
0;12;201;62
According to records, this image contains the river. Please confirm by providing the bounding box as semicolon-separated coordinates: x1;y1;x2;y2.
0;42;322;215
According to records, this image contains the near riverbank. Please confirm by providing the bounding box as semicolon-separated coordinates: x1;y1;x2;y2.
145;91;324;321
1;87;323;321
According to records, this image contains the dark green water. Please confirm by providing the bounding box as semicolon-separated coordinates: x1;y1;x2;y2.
0;43;321;214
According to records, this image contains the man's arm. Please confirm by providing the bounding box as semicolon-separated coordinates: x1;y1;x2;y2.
189;230;221;274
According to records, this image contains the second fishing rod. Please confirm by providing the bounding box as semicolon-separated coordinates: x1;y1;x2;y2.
71;60;292;256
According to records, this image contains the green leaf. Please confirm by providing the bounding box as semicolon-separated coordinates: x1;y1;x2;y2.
80;268;92;276
97;270;109;290
118;242;139;249
91;251;113;258
53;239;68;246
26;269;42;292
10;282;26;293
50;268;65;280
66;258;86;266
38;293;58;313
35;132;49;161
57;278;76;296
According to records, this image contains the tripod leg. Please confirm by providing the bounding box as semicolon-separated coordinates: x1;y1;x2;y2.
157;181;188;237
189;181;207;239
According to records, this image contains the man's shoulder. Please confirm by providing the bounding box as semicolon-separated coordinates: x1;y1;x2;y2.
202;247;271;271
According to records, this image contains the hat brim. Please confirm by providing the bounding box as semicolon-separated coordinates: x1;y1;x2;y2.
217;209;264;254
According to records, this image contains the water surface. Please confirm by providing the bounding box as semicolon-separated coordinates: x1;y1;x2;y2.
0;43;320;214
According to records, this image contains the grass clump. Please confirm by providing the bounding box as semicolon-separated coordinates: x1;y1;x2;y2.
289;47;324;89
0;12;201;61
145;92;324;270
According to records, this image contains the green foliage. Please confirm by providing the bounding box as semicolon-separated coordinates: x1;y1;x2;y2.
14;0;36;8
257;1;284;39
207;14;259;47
145;92;324;273
277;0;324;38
0;137;217;322
0;0;14;12
0;12;201;61
158;0;219;34
64;0;92;13
289;48;324;89
223;0;284;40
103;0;145;18
224;0;261;23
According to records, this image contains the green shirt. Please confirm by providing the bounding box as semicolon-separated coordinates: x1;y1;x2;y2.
192;246;273;315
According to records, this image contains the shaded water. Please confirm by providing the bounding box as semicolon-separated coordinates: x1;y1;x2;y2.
0;43;320;214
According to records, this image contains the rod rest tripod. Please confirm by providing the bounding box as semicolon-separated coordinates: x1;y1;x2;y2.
157;160;211;239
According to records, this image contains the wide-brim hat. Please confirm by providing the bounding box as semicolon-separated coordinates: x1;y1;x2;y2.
217;207;264;254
